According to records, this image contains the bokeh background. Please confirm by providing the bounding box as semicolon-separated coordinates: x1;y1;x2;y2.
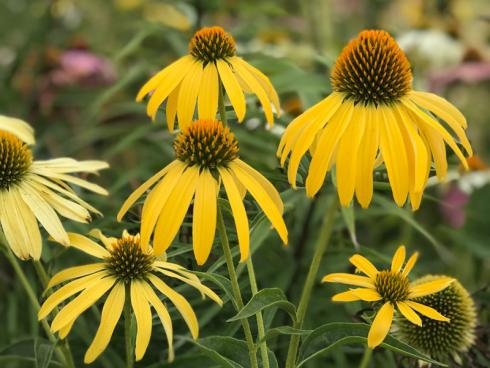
0;0;489;367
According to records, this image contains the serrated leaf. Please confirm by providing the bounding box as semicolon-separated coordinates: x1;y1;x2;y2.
227;288;296;323
297;322;447;367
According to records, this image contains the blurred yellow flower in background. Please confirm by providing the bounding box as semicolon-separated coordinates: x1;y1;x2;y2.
38;229;222;363
278;29;472;209
323;245;454;348
118;119;288;265
137;26;280;131
0;117;108;260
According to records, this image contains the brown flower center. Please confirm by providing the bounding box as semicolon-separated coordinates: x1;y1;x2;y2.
375;270;410;303
189;26;236;64
331;30;412;106
0;131;32;190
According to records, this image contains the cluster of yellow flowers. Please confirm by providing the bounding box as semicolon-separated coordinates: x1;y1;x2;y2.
0;27;476;366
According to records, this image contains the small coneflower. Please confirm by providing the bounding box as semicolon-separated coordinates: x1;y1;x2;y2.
394;275;477;362
0;123;108;260
323;245;454;348
137;26;280;131
38;229;222;363
277;30;473;210
117;119;287;265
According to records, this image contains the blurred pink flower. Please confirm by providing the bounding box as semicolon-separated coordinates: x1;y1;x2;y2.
428;61;490;93
440;183;469;229
50;49;116;87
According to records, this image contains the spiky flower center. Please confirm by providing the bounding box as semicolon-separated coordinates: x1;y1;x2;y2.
189;26;236;64
106;235;155;283
174;119;239;169
375;270;410;303
331;30;412;106
395;275;477;360
0;131;32;191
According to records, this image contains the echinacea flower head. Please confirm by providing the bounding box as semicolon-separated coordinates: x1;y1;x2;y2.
118;119;288;265
277;30;473;210
0;121;108;260
394;275;477;362
323;245;455;348
38;229;222;363
137;26;280;131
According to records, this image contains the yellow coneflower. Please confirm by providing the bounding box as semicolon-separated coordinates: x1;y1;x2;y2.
118;119;288;265
137;26;280;131
38;229;222;363
323;245;454;348
0;125;108;260
394;275;477;362
278;30;472;210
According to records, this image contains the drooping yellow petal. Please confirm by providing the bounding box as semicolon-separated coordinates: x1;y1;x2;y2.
66;233;110;258
117;163;174;222
152;166;199;255
58;319;76;339
231;57;274;125
378;107;409;206
350;288;382;302
238;59;280;115
396;301;422;326
197;63;219;121
405;301;449;322
349;255;379;279
391;245;406;273
289;93;346;189
305;100;354;197
50;277;115;332
140;161;186;250
0;188;42;260
409;277;454;298
47;263;105;289
192;169;218;265
31;158;108;173
216;59;246;121
402;99;468;169
136;55;193;101
233;159;283;213
229;162;288;244
218;167;250;261
355;107;379;208
401;252;418;277
0;115;35;144
39;272;107;319
367;302;394;348
336;107;366;206
148;275;199;339
131;281;153;361
394;105;430;195
30;169;108;196
19;182;69;246
331;290;362;302
146;56;195;120
177;61;203;128
409;91;472;155
140;281;175;362
84;282;125;363
166;84;180;132
322;273;375;288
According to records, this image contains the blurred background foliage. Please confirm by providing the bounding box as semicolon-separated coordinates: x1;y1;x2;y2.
0;0;489;367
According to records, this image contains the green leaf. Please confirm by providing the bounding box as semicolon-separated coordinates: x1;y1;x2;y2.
261;326;312;344
34;339;56;368
297;322;447;367
340;205;359;249
193;271;235;307
227;288;296;323
191;336;249;368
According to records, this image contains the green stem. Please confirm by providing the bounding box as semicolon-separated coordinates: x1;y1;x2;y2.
124;293;134;368
359;346;373;368
246;257;270;368
218;81;228;126
217;207;258;368
285;195;339;368
1;246;74;368
32;260;75;368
